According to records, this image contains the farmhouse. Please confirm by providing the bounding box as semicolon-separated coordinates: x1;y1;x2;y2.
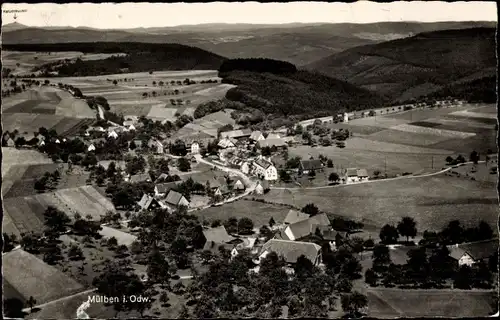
154;181;181;198
208;177;230;196
447;239;498;266
253;158;278;181
299;159;323;175
250;130;265;142
220;129;252;140
148;139;164;154
5;137;15;147
345;168;369;184
164;190;190;211
284;209;310;225
86;142;96;152
258;239;322;266
137;194;164;211
190;142;200;154
256;138;287;149
283;213;331;241
130;139;143;150
128;173;151;183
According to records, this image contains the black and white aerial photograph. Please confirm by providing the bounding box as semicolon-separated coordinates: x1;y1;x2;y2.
1;1;498;319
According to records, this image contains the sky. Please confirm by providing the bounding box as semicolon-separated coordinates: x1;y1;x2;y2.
1;2;497;29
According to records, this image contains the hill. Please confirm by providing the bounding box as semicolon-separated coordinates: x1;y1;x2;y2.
304;27;497;103
3;42;227;76
3;21;496;66
218;58;388;124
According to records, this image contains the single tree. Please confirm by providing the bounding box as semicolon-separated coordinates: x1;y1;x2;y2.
237;217;254;235
470;150;480;164
328;172;340;183
269;217;276;228
301;203;319;216
341;291;368;317
27;296;37;312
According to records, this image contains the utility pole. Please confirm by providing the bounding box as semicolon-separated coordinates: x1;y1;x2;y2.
384;157;387;176
431;156;434;170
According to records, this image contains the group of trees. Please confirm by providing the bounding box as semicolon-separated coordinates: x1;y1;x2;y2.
366;242;497;290
219;58;298;75
419;220;494;247
34;170;61;192
445;154;467;165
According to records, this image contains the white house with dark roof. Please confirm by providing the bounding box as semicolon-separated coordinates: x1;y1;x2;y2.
254;180;269;195
283;209;310;225
154;181;181;198
190;142;200;154
266;132;281;139
148;139;164;154
447;239;498;266
284;213;331;241
345;168;369;184
218;137;236;149
252;158;277;181
137;194;165;211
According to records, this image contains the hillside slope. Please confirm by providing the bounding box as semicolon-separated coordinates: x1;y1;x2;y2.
304;27;497;103
3;42;227;76
3;21;495;66
218;59;388;123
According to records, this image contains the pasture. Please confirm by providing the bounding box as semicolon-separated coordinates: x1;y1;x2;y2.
99;226;138;247
2;186;116;237
261;173;498;232
3;249;85;305
194;199;291;227
367;288;497;318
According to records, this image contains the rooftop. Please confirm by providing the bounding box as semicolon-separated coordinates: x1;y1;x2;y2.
261;239;322;264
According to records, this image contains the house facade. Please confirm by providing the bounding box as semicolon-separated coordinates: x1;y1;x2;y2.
240;162;250;174
250;131;265;142
448;239;498;266
148;139;164;154
253;158;278;181
299;159;323;175
345;168;369;184
191;142;200;154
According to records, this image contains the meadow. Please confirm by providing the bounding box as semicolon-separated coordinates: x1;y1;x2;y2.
367;288;497;318
2;147;53;177
3;249;85;305
261;173;498;232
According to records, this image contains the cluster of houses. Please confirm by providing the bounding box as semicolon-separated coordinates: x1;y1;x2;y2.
137;180;190;213
200;208;350;273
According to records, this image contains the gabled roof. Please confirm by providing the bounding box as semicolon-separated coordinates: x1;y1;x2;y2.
155;181;180;194
254;158;274;170
284;209;310;225
233;179;246;190
346;168;358;177
155;173;170;182
261;239;322;264
164;190;188;206
203;241;236;253
129;173;151;183
286;213;331;240
218;138;236;148
257;138;287;148
257;180;270;190
448;239;498;261
137;194;156;210
220;129;252;139
250;131;264;140
300;159;323;171
203;226;235;244
132;140;143;147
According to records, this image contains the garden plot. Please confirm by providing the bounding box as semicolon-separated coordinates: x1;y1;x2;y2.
3;249;85;305
390;123;476;139
50;186;116;220
147;104;179;121
2;148;53;178
347;116;407;129
110;103;152;117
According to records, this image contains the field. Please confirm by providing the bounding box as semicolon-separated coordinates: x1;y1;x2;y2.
2;147;53;177
367;288;497;318
260;173;498;232
194;199;291;227
2;50;127;76
2;163;90;199
446;162;498;184
172;109;237;139
296;103;497;177
2;186;116;237
3;249;85;304
99;226;138;247
37;70;236;121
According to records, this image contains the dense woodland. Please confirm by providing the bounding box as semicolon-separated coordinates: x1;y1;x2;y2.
3;42;226;76
218;58;297;76
220;67;388;121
